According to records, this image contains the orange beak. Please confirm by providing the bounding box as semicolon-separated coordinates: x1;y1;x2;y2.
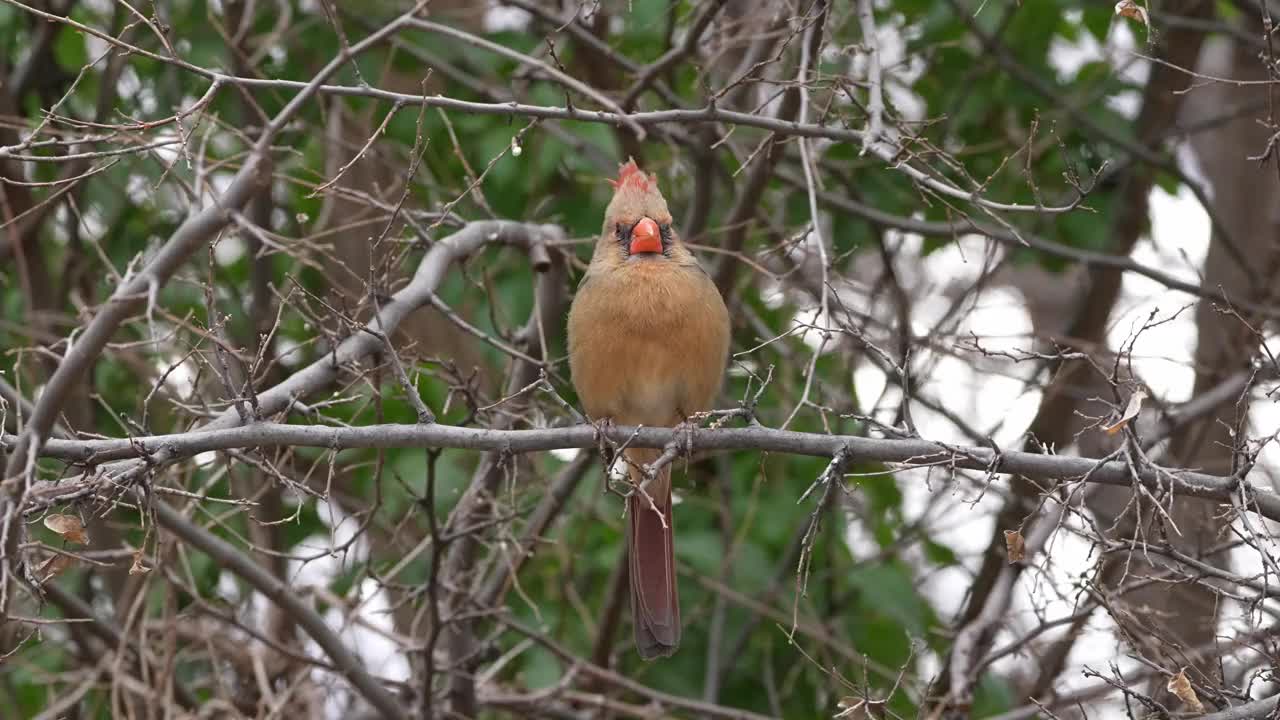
629;217;663;255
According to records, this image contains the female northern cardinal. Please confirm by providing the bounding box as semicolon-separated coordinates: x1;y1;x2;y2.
567;159;731;659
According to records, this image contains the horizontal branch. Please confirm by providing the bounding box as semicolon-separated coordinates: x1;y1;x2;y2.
1200;693;1280;720
238;77;870;143
404;18;645;139
1;0;862;146
212;80;1076;213
12;421;1276;521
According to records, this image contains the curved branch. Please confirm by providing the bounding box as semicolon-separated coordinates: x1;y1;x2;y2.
10;218;561;521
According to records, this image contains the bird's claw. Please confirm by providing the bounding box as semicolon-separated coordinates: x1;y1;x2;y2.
590;416;616;444
589;417;625;497
673;413;702;455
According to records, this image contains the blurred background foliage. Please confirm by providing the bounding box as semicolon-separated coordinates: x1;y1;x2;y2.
1;0;1269;718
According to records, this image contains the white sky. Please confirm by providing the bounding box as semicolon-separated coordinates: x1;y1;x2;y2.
858;16;1280;715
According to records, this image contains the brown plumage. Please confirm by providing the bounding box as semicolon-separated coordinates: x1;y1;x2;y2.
567;159;731;660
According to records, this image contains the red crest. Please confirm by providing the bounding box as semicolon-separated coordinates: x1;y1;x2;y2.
608;158;653;192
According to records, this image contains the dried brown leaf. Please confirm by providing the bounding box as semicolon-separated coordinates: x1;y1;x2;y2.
1114;1;1150;28
1167;668;1204;713
37;554;75;584
129;549;150;575
1004;529;1026;563
43;514;89;545
1103;388;1148;436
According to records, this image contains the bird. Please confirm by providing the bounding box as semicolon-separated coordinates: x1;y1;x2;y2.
567;158;731;660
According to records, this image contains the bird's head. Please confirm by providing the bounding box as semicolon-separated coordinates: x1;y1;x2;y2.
594;159;691;267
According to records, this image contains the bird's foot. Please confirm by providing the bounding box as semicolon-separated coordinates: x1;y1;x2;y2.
589;416;617;447
588;416;622;469
589;417;629;497
672;411;705;457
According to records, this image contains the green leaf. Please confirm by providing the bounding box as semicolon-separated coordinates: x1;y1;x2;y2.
856;470;903;515
1081;6;1115;43
924;539;959;566
53;27;87;68
973;671;1016;715
849;561;933;636
520;646;563;690
677;528;723;575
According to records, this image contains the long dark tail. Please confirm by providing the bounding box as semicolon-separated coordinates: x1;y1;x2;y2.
626;451;679;660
